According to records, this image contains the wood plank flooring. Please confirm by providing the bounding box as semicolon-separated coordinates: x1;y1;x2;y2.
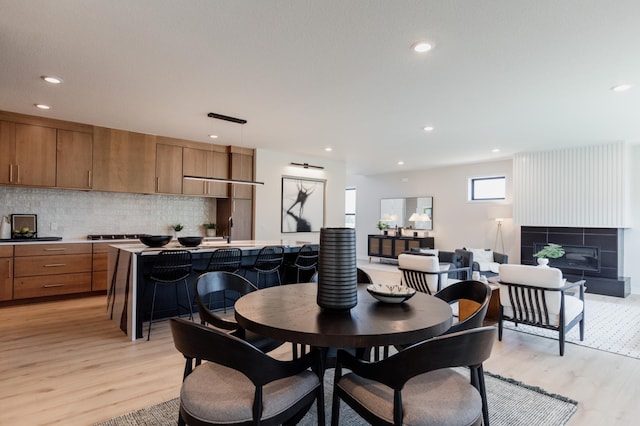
1;274;639;425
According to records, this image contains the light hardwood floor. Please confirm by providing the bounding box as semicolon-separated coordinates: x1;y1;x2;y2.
1;269;639;425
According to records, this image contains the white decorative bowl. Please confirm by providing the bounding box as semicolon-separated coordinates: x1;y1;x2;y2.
366;284;416;304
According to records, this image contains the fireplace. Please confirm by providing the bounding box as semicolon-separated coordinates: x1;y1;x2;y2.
532;243;600;273
521;227;629;297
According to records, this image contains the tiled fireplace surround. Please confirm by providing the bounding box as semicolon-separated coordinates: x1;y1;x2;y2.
520;226;630;297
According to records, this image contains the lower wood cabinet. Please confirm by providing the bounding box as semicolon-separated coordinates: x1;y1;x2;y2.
91;243;110;291
368;235;435;260
0;245;13;301
12;243;92;300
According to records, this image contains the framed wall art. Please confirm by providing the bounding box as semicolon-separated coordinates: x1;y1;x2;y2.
281;176;325;232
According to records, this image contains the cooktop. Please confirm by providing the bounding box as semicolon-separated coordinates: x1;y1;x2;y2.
87;234;148;240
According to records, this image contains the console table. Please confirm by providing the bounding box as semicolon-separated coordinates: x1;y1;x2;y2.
368;234;434;261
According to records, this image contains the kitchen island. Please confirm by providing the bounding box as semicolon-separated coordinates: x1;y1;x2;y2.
107;240;311;340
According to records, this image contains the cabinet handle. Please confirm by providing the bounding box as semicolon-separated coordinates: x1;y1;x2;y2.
156;177;159;192
16;164;20;183
88;170;92;188
43;284;65;288
44;263;66;267
9;164;13;183
44;248;66;251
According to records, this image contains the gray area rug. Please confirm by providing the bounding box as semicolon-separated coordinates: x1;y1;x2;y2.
95;370;577;425
503;294;640;359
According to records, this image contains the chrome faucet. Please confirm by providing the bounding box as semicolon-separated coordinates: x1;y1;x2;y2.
227;216;233;244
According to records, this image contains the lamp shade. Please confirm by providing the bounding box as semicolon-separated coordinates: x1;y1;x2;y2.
419;213;432;222
488;205;512;221
409;213;420;221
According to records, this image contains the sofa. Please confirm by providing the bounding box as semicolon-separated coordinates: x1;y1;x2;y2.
406;248;473;280
463;248;508;278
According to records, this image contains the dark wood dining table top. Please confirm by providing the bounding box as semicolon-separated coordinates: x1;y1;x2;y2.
234;283;453;349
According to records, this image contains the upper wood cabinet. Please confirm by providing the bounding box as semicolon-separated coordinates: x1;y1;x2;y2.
155;143;183;194
182;147;228;197
56;130;93;189
230;151;254;199
93;127;157;194
0;121;56;186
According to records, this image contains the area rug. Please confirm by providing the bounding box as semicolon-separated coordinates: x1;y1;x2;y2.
502;294;640;359
94;370;577;425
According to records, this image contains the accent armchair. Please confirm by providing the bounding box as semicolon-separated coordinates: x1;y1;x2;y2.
497;264;586;356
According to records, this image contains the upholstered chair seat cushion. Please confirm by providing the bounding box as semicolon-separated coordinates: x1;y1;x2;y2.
499;264;584;325
337;369;482;425
181;361;319;423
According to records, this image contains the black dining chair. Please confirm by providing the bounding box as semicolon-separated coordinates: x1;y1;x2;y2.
332;326;497;426
245;245;285;288
195;271;284;353
144;249;193;340
169;317;325;426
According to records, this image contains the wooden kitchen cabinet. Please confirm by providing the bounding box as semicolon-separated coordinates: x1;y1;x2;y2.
155;143;183;194
13;243;92;299
91;243;110;291
0;245;13;301
92;127;157;194
230;151;254;199
0;121;57;187
182;147;228;197
56;129;93;189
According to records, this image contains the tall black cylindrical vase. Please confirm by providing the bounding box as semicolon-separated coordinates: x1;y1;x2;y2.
317;227;357;311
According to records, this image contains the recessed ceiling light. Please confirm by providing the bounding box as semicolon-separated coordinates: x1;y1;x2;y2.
492;148;501;153
611;84;633;92
208;134;218;139
35;104;51;110
397;161;405;166
325;147;333;152
411;41;433;53
423;126;434;132
41;75;63;84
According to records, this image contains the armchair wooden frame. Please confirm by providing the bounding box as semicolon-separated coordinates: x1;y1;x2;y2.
498;279;586;356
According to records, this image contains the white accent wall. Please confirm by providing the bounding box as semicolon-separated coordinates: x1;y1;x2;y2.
513;142;631;227
254;149;346;243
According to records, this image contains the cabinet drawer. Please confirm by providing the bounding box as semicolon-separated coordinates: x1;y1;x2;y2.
0;245;13;257
92;243;114;254
14;243;92;257
92;270;108;291
14;272;92;299
14;254;92;277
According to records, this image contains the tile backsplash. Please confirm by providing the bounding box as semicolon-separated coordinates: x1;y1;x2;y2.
0;187;216;239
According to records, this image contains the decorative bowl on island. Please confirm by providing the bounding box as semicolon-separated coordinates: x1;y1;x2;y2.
366;284;416;304
139;235;172;247
178;236;203;247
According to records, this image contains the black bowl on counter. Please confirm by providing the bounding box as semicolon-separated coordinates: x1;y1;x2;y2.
178;236;203;247
139;235;172;247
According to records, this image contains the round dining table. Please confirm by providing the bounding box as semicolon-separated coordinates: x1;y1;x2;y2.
235;283;453;350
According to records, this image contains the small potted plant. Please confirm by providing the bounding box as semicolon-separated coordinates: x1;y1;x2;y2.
533;243;565;267
203;222;216;237
377;220;390;235
171;224;184;238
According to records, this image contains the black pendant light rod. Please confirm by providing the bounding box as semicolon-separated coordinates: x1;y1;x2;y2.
207;112;247;124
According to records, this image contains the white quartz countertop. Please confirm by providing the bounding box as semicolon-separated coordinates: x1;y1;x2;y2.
112;240;312;254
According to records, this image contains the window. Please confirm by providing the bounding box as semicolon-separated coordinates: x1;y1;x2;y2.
470;176;506;201
345;188;356;228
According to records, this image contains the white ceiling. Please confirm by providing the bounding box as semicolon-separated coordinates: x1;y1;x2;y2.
1;1;639;175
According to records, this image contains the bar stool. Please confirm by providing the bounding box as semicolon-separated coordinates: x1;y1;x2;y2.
285;244;318;283
145;250;193;340
196;247;243;274
245;245;285;288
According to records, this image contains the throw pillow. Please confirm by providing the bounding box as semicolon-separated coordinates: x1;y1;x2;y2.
469;248;494;264
419;248;439;256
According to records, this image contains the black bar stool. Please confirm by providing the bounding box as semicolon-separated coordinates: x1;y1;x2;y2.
245;245;285;288
145;249;193;340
